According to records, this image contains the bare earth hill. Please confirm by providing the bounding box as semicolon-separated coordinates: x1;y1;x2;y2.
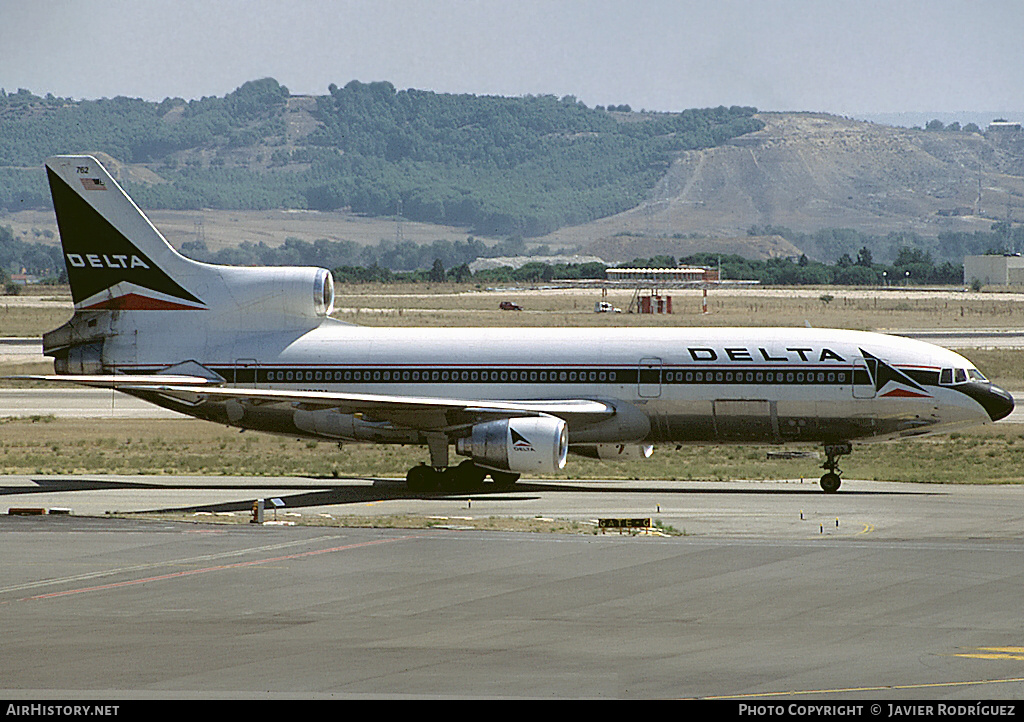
6;111;1024;265
538;112;1024;255
585;233;803;263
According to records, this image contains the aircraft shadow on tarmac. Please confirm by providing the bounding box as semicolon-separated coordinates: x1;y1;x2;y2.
0;476;937;515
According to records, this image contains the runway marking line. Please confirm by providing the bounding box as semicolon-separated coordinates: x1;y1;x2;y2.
955;646;1024;661
0;534;346;596
698;675;1024;699
17;534;424;602
803;520;874;539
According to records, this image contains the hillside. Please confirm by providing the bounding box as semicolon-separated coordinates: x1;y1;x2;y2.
586;233;802;263
0;80;763;239
537;113;1024;259
4;81;1024;268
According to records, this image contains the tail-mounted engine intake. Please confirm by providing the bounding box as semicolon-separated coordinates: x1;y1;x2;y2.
214;266;335;322
456;417;568;474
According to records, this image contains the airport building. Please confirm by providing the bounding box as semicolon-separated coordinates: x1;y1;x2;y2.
604;267;720;314
987;119;1022;134
963;254;1024;286
605;267;719;284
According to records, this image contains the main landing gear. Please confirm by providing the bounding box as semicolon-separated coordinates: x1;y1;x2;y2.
820;442;852;493
407;432;520;492
406;462;520;492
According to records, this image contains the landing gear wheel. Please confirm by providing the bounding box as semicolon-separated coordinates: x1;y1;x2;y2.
441;461;488;492
489;470;521;489
406;465;439;492
819;472;841;493
819;442;852;494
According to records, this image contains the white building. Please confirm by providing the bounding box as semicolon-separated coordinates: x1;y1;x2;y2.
963;255;1024;286
605;267;718;284
987;119;1022;134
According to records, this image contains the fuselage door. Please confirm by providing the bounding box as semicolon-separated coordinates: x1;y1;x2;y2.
638;357;663;398
852;357;876;398
234;358;258;388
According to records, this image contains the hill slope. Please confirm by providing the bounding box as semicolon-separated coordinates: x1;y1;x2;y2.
0;80;763;239
5;82;1024;266
537;113;1024;258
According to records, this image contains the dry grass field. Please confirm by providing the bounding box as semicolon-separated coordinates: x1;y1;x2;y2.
0;208;502;253
3;282;1024;485
1;416;1022;485
331;284;1024;331
8;281;1024;331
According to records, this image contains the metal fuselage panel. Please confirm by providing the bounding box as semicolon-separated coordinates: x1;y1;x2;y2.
113;324;993;445
45;154;1006;452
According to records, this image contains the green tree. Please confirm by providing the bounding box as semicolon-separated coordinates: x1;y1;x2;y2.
429;258;446;282
855;246;874;267
448;263;471;282
833;264;880;285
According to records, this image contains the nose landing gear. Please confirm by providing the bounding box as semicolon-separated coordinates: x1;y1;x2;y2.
820;442;852;493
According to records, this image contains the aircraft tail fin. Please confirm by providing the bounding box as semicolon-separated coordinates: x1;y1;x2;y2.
44;155;335;374
45;155;208;311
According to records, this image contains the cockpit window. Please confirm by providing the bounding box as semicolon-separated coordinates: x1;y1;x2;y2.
941;367;986;385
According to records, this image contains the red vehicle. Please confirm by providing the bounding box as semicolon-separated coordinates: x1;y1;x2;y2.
499;301;523;311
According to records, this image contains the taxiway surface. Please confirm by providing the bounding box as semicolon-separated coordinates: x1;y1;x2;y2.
2;476;1024;699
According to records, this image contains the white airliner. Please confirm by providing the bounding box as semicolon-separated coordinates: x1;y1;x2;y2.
22;155;1014;492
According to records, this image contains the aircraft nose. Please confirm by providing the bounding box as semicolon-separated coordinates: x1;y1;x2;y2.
983;384;1015;422
958;381;1015;422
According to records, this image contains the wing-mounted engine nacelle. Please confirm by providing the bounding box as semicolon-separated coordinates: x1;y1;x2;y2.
293;408;419;444
456;417;568;474
570;443;654;461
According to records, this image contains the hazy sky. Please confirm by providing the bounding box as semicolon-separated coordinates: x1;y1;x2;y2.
2;0;1022;114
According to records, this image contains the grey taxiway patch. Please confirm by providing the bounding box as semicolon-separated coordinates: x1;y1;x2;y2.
2;476;1024;699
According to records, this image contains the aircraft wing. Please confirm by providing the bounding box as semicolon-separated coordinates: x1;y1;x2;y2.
138;384;615;432
5;374;220;387
7;375;615;432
